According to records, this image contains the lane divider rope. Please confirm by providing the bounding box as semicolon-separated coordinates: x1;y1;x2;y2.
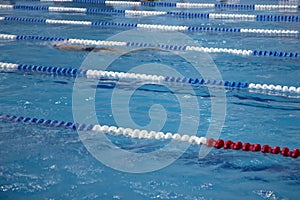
0;114;298;159
28;0;300;11
1;33;299;58
1;61;299;94
1;16;298;37
0;4;299;22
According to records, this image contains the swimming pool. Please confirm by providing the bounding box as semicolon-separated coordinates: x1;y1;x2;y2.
0;0;299;199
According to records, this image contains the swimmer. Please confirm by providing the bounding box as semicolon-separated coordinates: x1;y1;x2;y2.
53;43;125;53
53;43;169;54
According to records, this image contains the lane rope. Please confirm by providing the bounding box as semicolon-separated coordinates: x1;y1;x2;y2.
1;61;299;94
25;0;300;11
0;4;299;22
0;33;300;59
1;16;298;37
0;114;298;159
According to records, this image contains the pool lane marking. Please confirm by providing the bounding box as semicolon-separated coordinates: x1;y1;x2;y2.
0;16;298;37
0;114;299;159
26;0;300;11
0;61;299;94
1;33;300;58
0;4;299;22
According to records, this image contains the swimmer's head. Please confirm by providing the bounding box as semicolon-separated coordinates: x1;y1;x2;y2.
52;41;67;49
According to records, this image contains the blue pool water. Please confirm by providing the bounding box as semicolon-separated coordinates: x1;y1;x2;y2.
0;0;300;199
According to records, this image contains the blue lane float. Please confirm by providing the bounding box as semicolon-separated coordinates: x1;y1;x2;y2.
0;114;92;130
0;113;299;159
0;33;300;58
22;0;300;11
0;4;299;22
1;16;298;37
0;62;299;94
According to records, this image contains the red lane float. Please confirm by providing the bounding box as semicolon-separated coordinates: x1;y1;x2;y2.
207;138;299;159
